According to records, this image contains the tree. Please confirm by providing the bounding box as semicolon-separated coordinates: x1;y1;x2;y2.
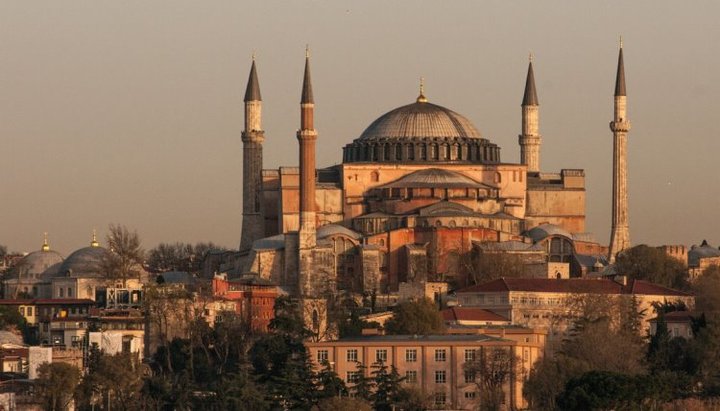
384;298;445;335
394;385;433;411
464;347;518;411
615;244;689;290
146;241;226;274
371;362;404;411
0;305;25;330
557;371;649;411
524;294;647;410
472;252;527;285
351;363;375;402
77;350;144;410
316;361;347;399
0;244;7;258
249;297;317;409
35;362;81;411
313;396;373;411
102;224;144;287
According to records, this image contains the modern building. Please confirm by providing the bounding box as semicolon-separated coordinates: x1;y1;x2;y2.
307;333;544;410
456;277;694;352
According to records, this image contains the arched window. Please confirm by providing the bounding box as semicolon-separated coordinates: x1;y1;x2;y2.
395;143;402;160
384;143;391;161
407;144;415;160
420;144;427;160
371;171;379;182
312;310;319;332
449;220;457;228
494;172;502;184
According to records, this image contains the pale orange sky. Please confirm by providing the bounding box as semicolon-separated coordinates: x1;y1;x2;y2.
2;1;720;255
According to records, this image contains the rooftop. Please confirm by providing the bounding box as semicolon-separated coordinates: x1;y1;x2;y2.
457;278;692;297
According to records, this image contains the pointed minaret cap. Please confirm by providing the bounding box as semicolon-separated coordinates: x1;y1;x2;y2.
244;55;262;102
42;232;50;251
615;39;627;97
522;53;539;106
90;229;100;247
301;46;314;104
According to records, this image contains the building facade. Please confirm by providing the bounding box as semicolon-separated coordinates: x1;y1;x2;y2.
306;333;544;410
235;49;645;303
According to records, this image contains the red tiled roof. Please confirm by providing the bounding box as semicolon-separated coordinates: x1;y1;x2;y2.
441;307;509;323
457;278;691;297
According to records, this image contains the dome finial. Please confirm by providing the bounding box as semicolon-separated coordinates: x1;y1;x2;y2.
42;232;50;251
91;229;100;247
417;77;428;103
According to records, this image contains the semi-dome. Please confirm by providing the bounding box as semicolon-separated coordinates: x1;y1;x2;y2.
58;246;109;278
526;223;573;242
343;95;500;164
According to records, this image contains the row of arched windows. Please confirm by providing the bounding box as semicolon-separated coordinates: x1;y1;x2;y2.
343;140;500;163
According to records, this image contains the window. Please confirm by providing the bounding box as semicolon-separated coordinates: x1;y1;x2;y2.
465;391;477;399
464;371;475;383
59;288;64;298
435;349;446;362
435;392;447;406
346;371;361;384
317;350;329;363
347;349;358;362
435;370;446;384
19;307;25;316
464;349;476;362
67;287;72;297
405;349;417;362
405;370;417;383
27;307;33;316
375;349;387;363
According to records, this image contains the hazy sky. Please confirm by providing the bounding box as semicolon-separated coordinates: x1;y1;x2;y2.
2;1;720;255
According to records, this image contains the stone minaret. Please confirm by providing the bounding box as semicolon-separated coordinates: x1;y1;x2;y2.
608;41;631;263
239;57;265;254
297;49;317;295
519;54;541;172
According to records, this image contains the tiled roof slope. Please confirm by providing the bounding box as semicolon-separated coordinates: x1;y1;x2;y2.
442;307;509;322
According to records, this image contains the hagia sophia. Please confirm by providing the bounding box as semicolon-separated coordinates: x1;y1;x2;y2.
237;47;630;299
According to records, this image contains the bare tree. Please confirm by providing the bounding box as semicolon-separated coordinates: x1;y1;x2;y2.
102;224;144;287
464;347;519;411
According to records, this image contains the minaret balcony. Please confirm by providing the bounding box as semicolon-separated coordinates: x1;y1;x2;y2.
609;120;631;133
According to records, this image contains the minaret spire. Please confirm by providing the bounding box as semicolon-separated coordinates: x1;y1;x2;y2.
608;40;632;263
519;54;541;172
239;54;266;254
297;48;318;296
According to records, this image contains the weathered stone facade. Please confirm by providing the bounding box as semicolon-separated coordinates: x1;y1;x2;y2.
238;53;608;303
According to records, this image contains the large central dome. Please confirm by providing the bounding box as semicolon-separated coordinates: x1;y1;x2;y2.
343;96;500;164
358;101;482;141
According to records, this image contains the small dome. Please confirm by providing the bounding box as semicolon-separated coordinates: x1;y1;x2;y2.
358;102;482;141
526;224;572;242
688;241;720;267
58;246;109;278
8;249;63;278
